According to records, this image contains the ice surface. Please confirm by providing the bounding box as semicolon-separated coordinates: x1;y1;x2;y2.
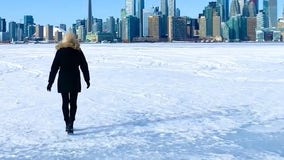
0;43;283;159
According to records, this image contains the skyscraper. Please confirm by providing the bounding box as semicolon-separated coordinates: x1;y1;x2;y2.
87;0;93;33
161;0;168;16
168;0;176;17
217;0;229;22
24;15;34;38
248;0;257;17
238;0;246;15
9;21;17;41
0;17;6;32
250;0;259;13
268;0;277;28
230;0;241;17
126;0;136;16
161;0;168;37
138;0;145;37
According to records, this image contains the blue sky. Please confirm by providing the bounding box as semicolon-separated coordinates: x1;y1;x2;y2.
0;0;283;27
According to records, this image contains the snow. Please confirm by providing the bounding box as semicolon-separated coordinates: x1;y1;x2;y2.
0;43;283;159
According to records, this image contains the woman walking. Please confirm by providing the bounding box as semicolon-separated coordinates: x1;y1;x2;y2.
47;33;90;134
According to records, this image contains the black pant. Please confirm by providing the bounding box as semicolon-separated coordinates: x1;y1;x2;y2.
61;92;78;124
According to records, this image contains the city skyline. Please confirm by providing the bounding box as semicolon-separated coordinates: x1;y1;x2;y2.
1;0;284;27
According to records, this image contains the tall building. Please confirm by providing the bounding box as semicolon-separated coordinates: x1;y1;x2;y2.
168;0;176;17
9;21;17;41
213;16;221;37
106;16;116;37
238;0;246;15
138;0;145;37
87;0;93;33
247;17;257;41
0;17;6;32
24;15;34;38
93;18;103;33
148;16;162;41
250;0;259;13
16;23;24;41
199;16;207;39
121;16;139;42
54;31;63;42
60;24;67;31
35;25;44;40
45;25;53;41
217;0;229;22
268;0;277;28
126;0;136;16
256;10;267;29
168;16;187;41
230;0;241;17
203;2;221;37
143;8;154;37
248;0;257;17
161;0;169;37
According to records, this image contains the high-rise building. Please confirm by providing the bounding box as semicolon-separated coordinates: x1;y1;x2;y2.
268;0;277;28
199;16;207;39
106;16;116;37
126;0;136;16
35;25;44;40
161;0;169;37
54;31;63;42
143;8;154;37
203;2;221;37
248;0;257;17
138;0;145;37
238;0;246;15
230;0;241;17
161;0;168;16
9;21;17;41
148;16;162;41
217;0;229;22
24;15;34;38
16;23;24;41
121;16;139;42
247;17;257;41
45;24;53;41
0;17;6;32
168;0;176;17
213;16;221;37
87;0;93;33
168;16;187;41
256;10;267;29
60;24;67;31
250;0;259;13
93;18;103;33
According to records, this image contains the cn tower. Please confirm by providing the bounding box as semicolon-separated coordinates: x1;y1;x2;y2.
87;0;93;33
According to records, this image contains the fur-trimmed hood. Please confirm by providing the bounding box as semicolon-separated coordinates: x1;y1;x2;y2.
55;41;81;51
55;33;81;51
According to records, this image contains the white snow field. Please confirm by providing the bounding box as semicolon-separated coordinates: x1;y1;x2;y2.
0;43;283;160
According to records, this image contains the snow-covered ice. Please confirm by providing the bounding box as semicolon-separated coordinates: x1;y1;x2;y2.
0;43;283;159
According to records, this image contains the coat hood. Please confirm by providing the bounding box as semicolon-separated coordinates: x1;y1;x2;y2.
55;33;81;50
55;41;81;51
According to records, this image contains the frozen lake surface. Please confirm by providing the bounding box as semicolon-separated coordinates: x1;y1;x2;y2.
0;43;284;159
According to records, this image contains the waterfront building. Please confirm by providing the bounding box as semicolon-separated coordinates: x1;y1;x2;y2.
35;25;44;40
0;17;6;32
45;24;53;41
9;21;17;41
217;0;229;22
138;0;145;37
24;15;34;38
148;16;162;41
87;0;93;33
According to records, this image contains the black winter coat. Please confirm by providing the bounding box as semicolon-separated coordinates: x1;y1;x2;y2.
48;47;90;93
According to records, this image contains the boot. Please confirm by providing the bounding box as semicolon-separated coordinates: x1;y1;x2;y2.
67;121;74;134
